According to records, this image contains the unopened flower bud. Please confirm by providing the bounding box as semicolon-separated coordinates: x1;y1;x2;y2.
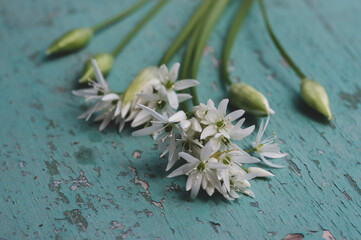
248;167;274;177
79;53;114;83
300;78;332;120
229;83;274;117
122;66;159;105
46;28;93;55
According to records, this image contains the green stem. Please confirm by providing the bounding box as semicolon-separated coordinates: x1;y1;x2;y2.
258;0;306;79
91;0;148;32
246;147;257;153
110;0;169;57
183;20;205;107
158;0;212;66
221;0;254;87
190;0;230;106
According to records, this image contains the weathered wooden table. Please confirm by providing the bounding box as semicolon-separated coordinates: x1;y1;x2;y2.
1;0;360;239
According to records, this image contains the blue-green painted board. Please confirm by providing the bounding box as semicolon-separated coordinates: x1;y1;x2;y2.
1;0;361;239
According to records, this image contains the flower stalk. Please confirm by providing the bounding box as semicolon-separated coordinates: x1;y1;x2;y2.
79;0;169;83
258;0;332;119
46;0;148;55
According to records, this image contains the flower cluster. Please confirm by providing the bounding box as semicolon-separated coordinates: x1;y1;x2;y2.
73;60;198;132
73;61;287;200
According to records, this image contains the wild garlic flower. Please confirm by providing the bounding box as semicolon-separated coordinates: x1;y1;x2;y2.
155;63;199;109
168;142;227;199
72;59;125;132
200;99;245;140
132;104;186;141
251;117;288;168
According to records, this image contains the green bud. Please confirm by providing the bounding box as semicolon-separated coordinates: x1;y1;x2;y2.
300;78;332;120
79;53;114;83
229;83;274;117
46;28;93;55
122;66;158;105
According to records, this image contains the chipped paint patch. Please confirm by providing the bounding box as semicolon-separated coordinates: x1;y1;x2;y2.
322;230;336;240
283;233;304;240
69;171;92;190
339;85;361;110
286;159;302;177
344;174;361;196
128;166;164;209
62;209;88;232
203;46;220;68
115;222;140;240
110;220;124;230
132;150;142;159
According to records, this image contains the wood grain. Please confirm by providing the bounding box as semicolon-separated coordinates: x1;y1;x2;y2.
0;0;360;239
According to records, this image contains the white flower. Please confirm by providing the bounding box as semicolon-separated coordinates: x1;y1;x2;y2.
132;104;186;141
92;93;125;132
155;63;199;109
252;117;287;168
72;59;111;121
132;91;192;127
200;99;245;140
168;142;227;199
192;99;216;120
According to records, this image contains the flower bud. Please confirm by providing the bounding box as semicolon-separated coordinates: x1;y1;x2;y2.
79;53;114;83
248;167;274;177
300;78;332;120
122;66;159;105
228;83;274;117
46;28;93;55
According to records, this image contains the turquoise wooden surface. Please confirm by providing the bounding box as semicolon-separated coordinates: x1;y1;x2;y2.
1;0;361;239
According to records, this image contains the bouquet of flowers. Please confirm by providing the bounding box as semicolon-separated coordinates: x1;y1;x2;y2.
48;0;332;199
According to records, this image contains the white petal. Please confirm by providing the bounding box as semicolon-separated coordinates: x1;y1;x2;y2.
158;64;168;83
225;109;244;122
167;163;196;178
179;152;199;164
186;171;196;191
91;59;108;91
180;120;191;132
132;124;162;137
200;140;218;161
174;80;199;91
207;162;227;169
169;111;186;123
114;101;122;117
190;118;202;132
118;118;125;133
167;90;179;109
99;112;113;131
190;173;202;199
205;185;215;196
131;109;152;127
262;151;288;159
177;93;192;103
260;155;285;168
169;62;180;82
217;99;229;116
102;93;119;101
137;104;167;122
232;155;260;164
200;125;217;139
121;102;131;118
247;167;274;177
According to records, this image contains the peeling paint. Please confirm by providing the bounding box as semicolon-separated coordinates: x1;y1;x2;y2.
128;166;164;209
322;230;336;240
283;233;304;240
344;174;361;196
69;171;92;190
339;85;361;109
115;222;140;240
132;150;142;159
286;159;302;177
62;209;88;232
209;221;221;233
110;220;124;230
